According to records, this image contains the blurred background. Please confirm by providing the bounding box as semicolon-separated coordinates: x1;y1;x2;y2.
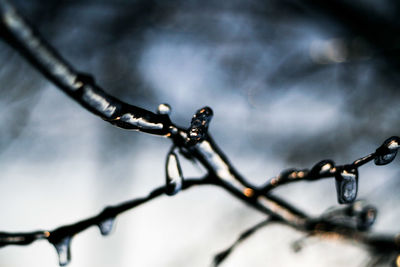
0;0;400;266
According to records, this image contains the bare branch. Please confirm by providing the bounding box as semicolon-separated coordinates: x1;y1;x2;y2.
213;218;278;266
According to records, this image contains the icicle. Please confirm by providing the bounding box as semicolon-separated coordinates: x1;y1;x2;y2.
335;169;358;204
52;236;72;266
309;159;335;179
98;217;116;236
165;150;183;196
375;136;399;165
187;106;213;145
157;103;171;115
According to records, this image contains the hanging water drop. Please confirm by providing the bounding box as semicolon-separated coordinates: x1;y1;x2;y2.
165;150;183;196
157;103;171;115
309;159;335;179
335;169;358;204
98;217;115;236
53;236;72;266
187;106;213;145
375;136;400;165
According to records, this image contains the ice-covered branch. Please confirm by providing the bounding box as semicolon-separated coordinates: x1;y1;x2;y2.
0;0;173;136
212;200;398;266
262;136;399;204
0;0;400;266
0;177;208;265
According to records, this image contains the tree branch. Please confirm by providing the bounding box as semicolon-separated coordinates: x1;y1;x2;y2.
0;0;173;136
0;0;400;266
213;217;278;266
0;177;208;265
261;137;398;205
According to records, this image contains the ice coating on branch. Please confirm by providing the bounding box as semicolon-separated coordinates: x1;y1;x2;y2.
375;136;399;165
310;159;335;179
52;236;72;266
335;169;358;204
82;86;116;117
197;140;246;190
187;106;213;145
98;217;115;236
1;1;78;90
165;150;183;196
157;103;171;115
120;113;163;130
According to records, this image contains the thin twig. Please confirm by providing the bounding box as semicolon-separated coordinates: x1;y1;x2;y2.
213;218;277;266
261;152;376;194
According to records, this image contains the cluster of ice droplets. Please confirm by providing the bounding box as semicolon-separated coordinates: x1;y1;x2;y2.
187;106;213;145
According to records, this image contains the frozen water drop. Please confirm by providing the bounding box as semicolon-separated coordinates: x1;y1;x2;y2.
165;150;183;196
375;136;399;165
98;217;115;236
157;103;171;115
53;236;72;266
335;169;358;204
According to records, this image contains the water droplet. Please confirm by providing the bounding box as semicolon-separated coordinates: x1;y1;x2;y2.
53;236;72;266
335;169;358;204
165;150;183;196
157;103;171;115
292;240;303;252
310;160;335;179
98;217;115;236
187;107;213;145
375;136;399;165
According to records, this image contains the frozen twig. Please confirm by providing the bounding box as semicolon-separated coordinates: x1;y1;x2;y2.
262;136;399;204
0;177;208;265
0;0;400;266
213;218;277;266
